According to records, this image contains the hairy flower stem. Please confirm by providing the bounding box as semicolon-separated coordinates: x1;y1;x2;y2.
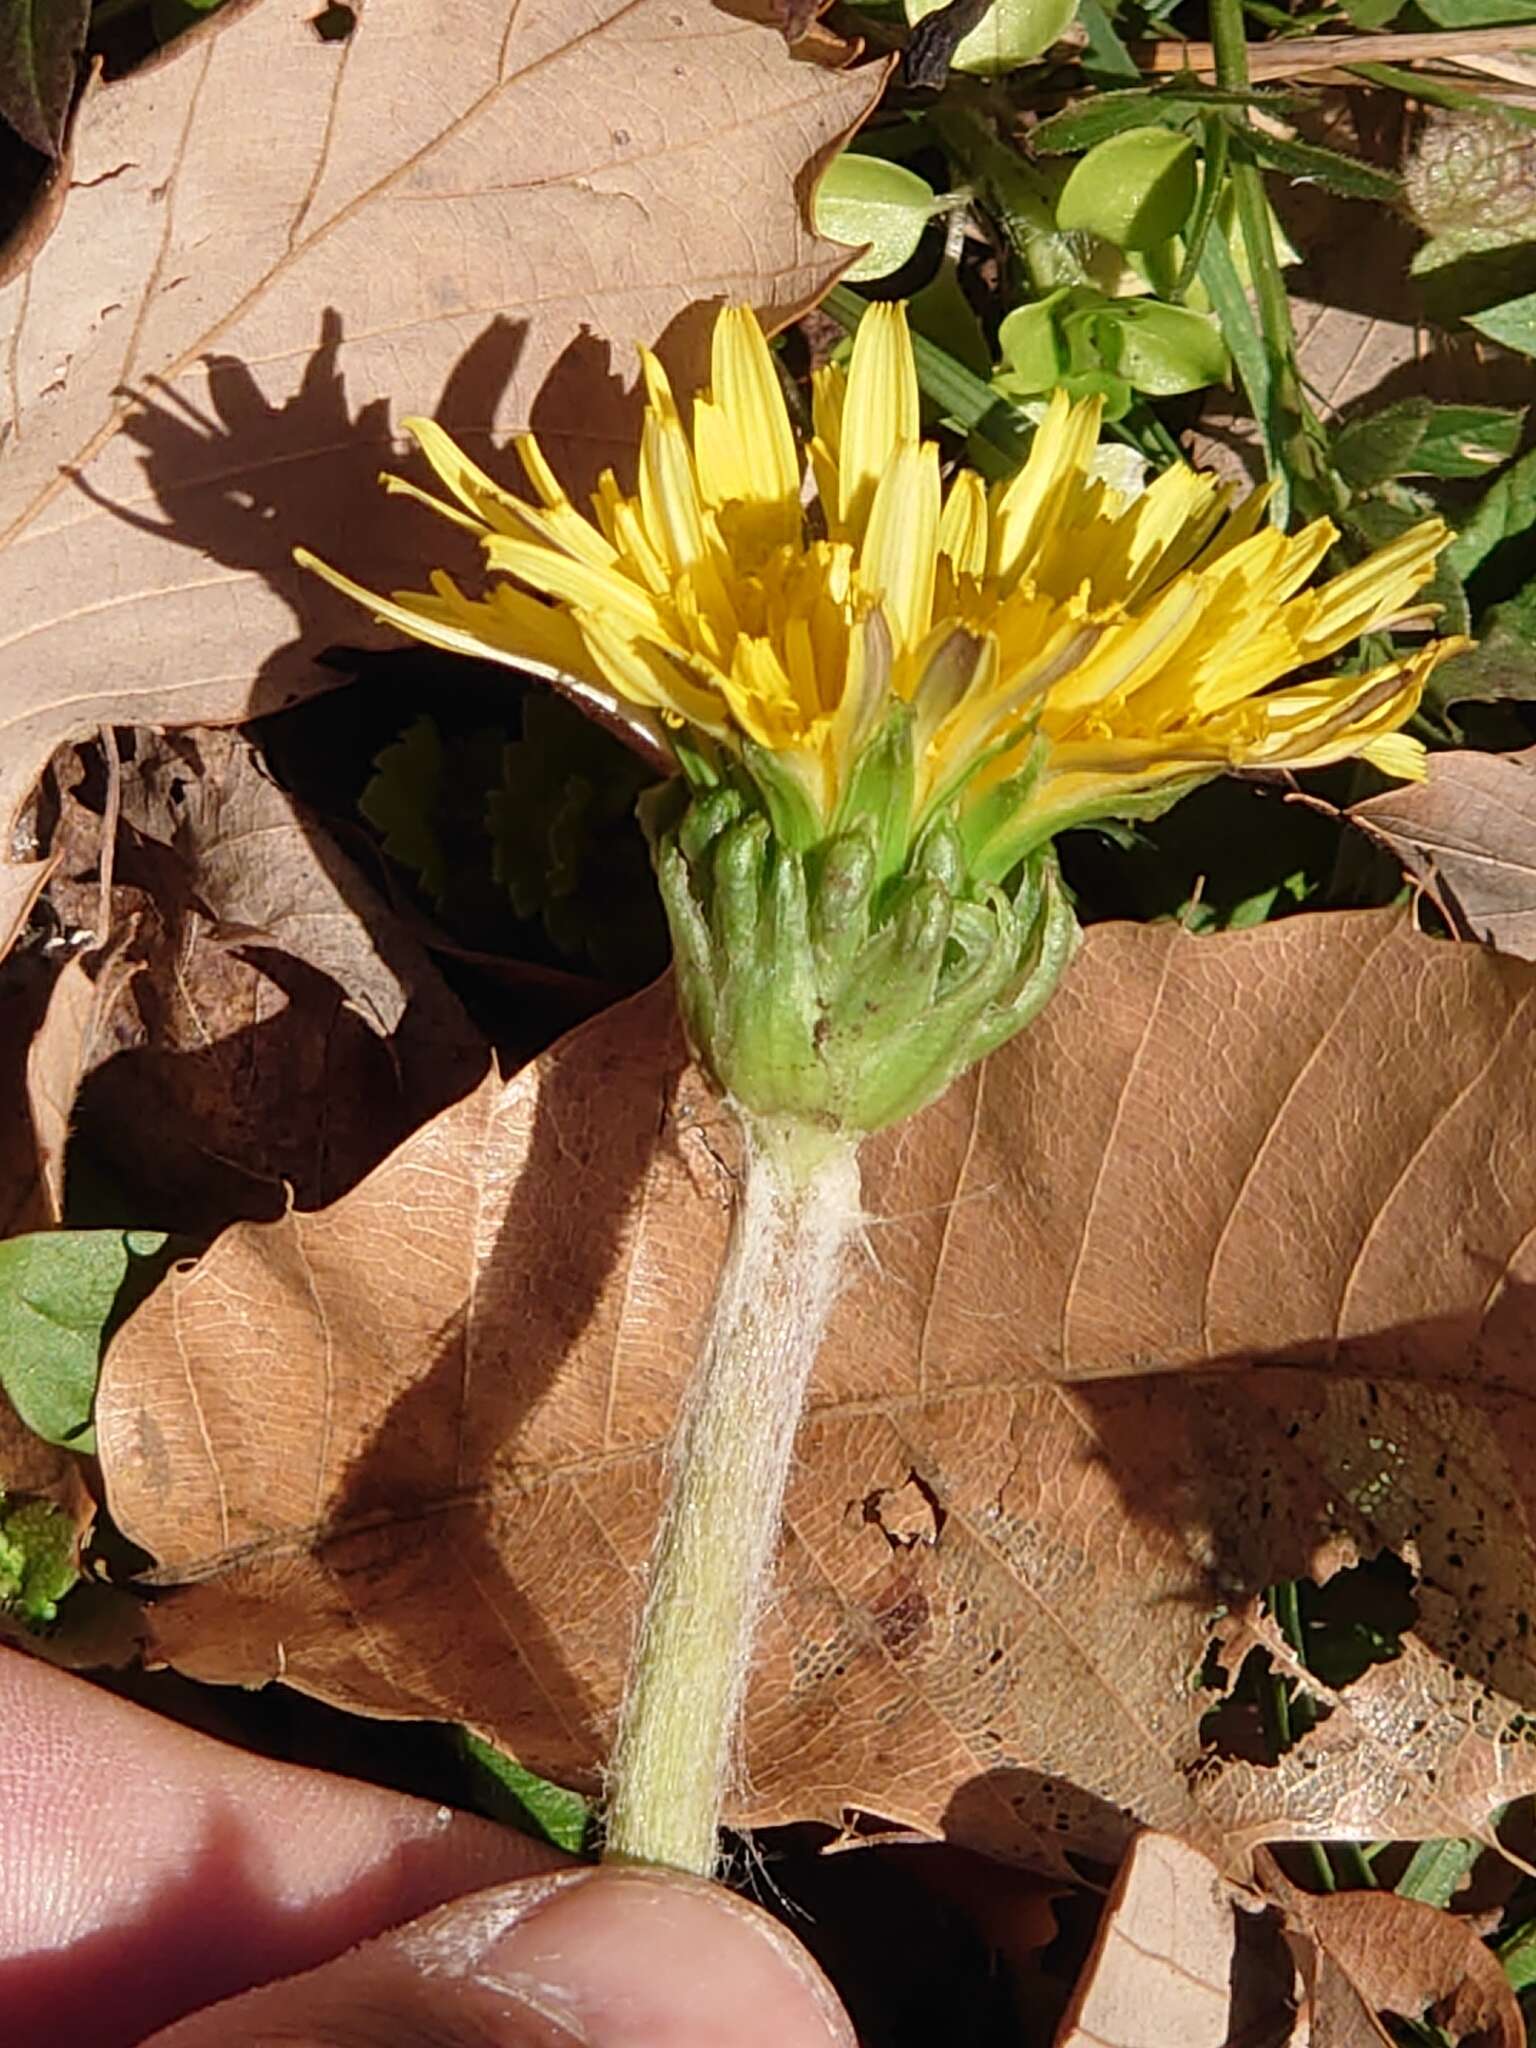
603;1117;863;1876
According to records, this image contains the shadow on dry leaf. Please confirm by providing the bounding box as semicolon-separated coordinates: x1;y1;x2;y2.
68;306;525;712
95;911;1536;1879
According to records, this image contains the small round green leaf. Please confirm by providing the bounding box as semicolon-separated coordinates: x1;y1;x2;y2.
1056;127;1199;253
1100;299;1230;397
814;154;939;284
996;291;1072;392
905;0;1080;72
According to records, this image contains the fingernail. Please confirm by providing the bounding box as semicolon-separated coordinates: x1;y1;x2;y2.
471;1867;854;2048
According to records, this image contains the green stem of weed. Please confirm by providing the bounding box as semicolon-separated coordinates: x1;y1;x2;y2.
1346;60;1536;134
1206;0;1339;525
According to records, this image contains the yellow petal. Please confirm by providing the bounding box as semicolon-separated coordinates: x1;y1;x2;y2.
838;303;919;542
292;547;674;759
694;306;801;531
811;361;845;465
1291;520;1448;660
1074;460;1222;606
937;469;989;582
576;610;731;735
379;471;486;536
483;532;665;638
1041;577;1209;728
859;439;940;656
991;390;1103;590
1358;730;1428;782
637;348;709;574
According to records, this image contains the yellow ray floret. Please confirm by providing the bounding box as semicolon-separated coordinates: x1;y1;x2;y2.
297;301;1464;859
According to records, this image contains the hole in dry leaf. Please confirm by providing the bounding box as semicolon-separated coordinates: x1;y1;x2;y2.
861;1469;945;1550
1201;1552;1418;1764
310;4;357;39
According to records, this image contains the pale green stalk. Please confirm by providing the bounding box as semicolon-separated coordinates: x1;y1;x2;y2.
603;1116;863;1875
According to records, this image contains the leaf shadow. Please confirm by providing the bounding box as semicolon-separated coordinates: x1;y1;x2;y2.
69;303;535;713
72;942;479;1231
280;1008;690;1792
1070;1283;1536;1720
1276;187;1534;417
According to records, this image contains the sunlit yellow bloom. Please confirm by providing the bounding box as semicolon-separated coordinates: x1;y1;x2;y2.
297;302;1462;879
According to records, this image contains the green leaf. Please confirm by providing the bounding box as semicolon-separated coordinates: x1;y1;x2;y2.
1197;226;1281;510
1412;402;1526;477
1056;126;1199;252
997;290;1072;391
457;1730;592;1854
904;0;1080;75
360;716;449;900
1353;58;1536;134
1427;578;1536;711
0;0;89;156
813;154;940;285
0;1493;79;1627
1032;81;1303;156
1074;0;1142;84
1236;128;1402;206
1500;1916;1536;1993
488;692;666;982
1340;0;1406;26
1329;400;1520;487
1394;1836;1483;1908
0;1229;169;1451
1466;287;1536;357
1099;297;1229;396
1418;0;1536;25
1332;399;1433;489
1444;445;1536;580
908;260;992;378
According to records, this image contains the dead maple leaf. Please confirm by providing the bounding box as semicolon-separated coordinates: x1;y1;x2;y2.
96;910;1536;1875
0;0;880;922
1352;747;1536;960
1266;1858;1524;2047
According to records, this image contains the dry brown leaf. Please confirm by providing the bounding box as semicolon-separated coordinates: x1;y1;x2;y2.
0;0;880;886
1054;1832;1258;2048
0;858;57;959
20;950;139;1230
1268;1864;1524;2048
1352;748;1536;959
96;910;1536;1873
112;728;434;1036
31;730;488;1232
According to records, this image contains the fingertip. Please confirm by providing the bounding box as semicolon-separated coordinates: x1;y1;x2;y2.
469;1865;855;2047
144;1864;856;2048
